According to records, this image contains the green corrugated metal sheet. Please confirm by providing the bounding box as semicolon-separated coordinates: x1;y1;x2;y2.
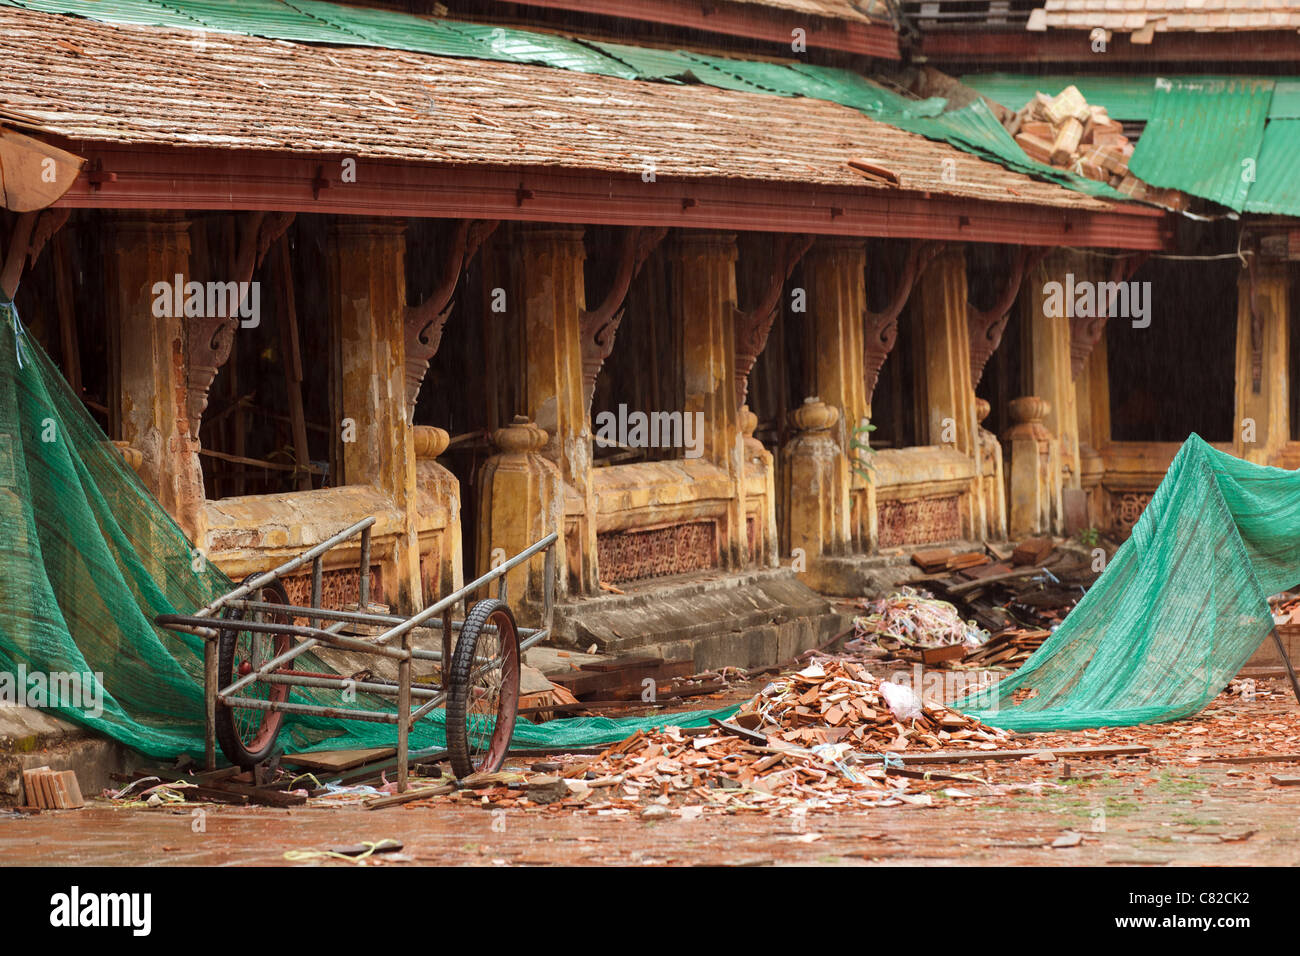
586;41;695;82
965;72;1300;121
437;20;637;78
1129;77;1273;212
962;74;1161;121
1269;80;1300;119
14;0;201;28
1243;120;1300;217
163;0;369;44
286;0;500;59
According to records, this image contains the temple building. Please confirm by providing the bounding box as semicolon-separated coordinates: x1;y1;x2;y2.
1;0;1293;669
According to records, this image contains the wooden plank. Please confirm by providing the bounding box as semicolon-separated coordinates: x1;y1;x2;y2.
1207;753;1300;765
363;783;455;810
282;748;396;772
896;744;1150;765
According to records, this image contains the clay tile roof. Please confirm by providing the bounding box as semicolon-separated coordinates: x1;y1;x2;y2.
0;7;1109;211
705;0;892;21
1035;0;1300;30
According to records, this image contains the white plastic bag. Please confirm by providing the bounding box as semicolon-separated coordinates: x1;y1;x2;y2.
880;680;923;721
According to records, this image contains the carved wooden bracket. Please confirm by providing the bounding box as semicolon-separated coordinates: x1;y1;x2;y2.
579;225;668;412
968;245;1047;387
26;207;71;271
864;239;942;400
186;211;295;437
0;211;37;299
404;219;498;414
733;233;812;407
1068;251;1148;380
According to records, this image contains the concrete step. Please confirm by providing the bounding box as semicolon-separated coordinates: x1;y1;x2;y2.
802;540;997;599
0;707;138;808
551;568;850;672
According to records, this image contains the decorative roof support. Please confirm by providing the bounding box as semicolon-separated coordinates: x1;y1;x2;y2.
968;244;1048;387
1069;250;1147;380
734;233;813;408
404;218;498;415
864;239;942;400
186;210;295;436
579;225;667;413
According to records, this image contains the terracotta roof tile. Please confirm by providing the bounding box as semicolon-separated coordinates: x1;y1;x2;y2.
0;7;1106;211
1035;0;1300;30
728;0;890;20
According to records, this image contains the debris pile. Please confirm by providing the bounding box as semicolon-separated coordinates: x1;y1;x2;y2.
1270;592;1300;625
877;538;1100;670
849;587;988;660
1008;85;1187;210
963;628;1050;669
737;658;1008;752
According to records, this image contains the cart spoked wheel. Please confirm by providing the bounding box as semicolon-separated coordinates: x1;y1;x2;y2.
215;579;292;769
447;598;520;779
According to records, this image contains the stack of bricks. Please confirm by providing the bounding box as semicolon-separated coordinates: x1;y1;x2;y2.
21;766;85;809
1009;85;1188;210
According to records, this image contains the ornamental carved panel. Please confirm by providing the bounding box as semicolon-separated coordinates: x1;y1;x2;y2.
283;566;383;613
1108;492;1152;538
876;495;962;549
597;522;719;584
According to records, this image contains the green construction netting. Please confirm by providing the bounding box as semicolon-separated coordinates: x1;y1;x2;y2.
958;434;1292;732
0;303;731;761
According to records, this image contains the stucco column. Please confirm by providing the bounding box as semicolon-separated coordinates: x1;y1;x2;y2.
328;218;421;613
913;249;977;456
477;417;564;624
803;238;872;552
670;232;747;569
1235;260;1289;465
513;225;596;593
780;399;851;565
106;212;205;541
911;247;980;539
1025;251;1094;498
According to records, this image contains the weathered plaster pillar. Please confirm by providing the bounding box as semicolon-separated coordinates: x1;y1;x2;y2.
803;238;872;551
106;212;205;541
414;425;464;603
671;232;747;569
1076;318;1111;531
1021;250;1101;530
477;417;565;623
513;225;596;593
328;219;421;613
1002;396;1055;539
741;405;779;568
1235;260;1290;465
780;399;850;564
975;398;1007;540
911;248;980;539
912;248;977;456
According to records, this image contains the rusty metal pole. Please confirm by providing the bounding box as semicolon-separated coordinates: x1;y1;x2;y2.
1268;626;1300;706
204;637;218;770
397;632;411;792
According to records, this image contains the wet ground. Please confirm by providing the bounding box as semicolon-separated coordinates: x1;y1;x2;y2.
4;675;1300;866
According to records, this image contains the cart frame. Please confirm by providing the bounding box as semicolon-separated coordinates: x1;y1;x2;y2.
156;517;558;790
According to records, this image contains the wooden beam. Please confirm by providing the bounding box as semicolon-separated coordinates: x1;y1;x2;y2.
49;143;1173;252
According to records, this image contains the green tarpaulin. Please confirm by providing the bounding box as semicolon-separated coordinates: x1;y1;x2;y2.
960;434;1294;732
0;305;730;760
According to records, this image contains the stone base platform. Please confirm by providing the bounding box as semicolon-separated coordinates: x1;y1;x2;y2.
550;568;850;671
